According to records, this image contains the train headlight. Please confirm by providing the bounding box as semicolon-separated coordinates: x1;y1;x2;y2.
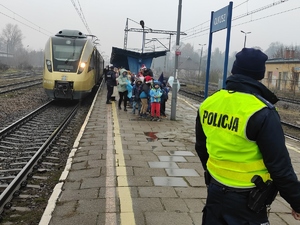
78;62;86;74
46;59;52;72
80;62;86;68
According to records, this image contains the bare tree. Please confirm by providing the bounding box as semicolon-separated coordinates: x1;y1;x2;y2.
265;42;284;59
1;23;23;54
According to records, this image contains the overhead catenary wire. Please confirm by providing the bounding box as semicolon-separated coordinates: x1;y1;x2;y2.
70;0;92;35
0;3;52;36
181;6;299;42
182;0;250;37
179;0;293;43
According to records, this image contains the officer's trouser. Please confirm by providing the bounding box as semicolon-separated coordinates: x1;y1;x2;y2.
202;183;269;225
107;85;114;102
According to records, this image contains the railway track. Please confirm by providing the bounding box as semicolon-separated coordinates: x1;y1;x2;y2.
0;100;79;219
0;78;42;95
179;88;300;140
0;70;43;95
281;121;300;141
0;71;36;80
278;96;300;105
182;79;300;105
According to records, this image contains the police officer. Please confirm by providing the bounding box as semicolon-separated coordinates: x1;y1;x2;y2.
195;48;300;224
105;65;116;104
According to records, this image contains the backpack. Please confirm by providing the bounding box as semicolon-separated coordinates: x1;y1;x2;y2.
161;88;168;101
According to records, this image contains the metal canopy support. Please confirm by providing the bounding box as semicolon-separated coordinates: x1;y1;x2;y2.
123;19;187;52
126;28;186;35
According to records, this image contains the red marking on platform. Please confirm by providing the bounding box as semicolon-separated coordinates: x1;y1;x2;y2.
144;132;158;141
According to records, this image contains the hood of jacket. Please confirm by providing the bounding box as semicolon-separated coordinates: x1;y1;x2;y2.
119;68;127;75
226;74;279;104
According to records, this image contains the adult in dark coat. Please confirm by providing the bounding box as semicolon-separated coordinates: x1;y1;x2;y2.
140;64;153;77
105;66;116;104
195;48;300;224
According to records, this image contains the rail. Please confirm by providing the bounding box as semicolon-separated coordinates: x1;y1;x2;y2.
0;101;79;215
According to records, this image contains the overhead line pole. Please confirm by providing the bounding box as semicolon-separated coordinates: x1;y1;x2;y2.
124;18;129;49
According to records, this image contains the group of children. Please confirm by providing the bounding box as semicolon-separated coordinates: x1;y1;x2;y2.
105;64;170;121
131;75;169;121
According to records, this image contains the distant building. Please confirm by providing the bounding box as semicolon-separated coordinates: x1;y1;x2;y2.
0;51;13;65
263;49;300;94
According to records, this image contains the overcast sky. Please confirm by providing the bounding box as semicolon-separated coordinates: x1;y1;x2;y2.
1;0;299;62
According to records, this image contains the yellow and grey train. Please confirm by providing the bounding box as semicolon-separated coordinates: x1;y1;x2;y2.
43;29;104;100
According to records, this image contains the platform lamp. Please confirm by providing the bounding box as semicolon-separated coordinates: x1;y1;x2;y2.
241;30;251;48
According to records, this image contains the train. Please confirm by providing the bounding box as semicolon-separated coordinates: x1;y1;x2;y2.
43;29;104;100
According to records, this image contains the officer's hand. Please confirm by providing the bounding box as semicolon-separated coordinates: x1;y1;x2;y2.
292;209;300;220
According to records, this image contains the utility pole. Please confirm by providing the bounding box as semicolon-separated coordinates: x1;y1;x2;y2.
170;0;182;120
198;44;206;84
124;18;129;49
140;20;145;53
241;30;251;48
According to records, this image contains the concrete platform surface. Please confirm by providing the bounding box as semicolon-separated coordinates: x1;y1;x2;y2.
39;86;300;225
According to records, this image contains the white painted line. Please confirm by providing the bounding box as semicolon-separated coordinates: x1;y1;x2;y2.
39;183;63;225
39;85;103;225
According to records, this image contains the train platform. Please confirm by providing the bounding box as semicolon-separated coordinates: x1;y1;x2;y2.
39;85;300;225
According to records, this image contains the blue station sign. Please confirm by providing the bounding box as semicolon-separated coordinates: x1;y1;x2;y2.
204;2;233;98
211;5;229;33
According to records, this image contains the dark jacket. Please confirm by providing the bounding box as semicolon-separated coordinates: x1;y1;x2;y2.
105;70;116;87
195;74;300;213
132;83;142;102
143;68;153;77
139;83;151;99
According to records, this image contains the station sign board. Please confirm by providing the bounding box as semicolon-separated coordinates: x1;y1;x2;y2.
204;2;233;99
212;5;230;33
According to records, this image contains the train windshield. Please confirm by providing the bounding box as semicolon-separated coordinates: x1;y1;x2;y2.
52;38;86;72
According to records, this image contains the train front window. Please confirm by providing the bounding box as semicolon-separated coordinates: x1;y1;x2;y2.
53;45;82;61
52;38;85;72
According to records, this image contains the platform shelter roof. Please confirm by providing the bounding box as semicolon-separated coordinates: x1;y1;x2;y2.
110;47;167;74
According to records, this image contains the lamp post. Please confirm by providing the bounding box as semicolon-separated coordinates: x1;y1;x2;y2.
241;30;251;48
198;44;206;83
170;0;182;120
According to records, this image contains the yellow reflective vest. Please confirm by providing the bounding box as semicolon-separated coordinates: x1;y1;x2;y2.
199;90;271;188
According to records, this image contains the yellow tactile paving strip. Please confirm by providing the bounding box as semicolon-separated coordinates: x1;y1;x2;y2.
112;101;136;225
